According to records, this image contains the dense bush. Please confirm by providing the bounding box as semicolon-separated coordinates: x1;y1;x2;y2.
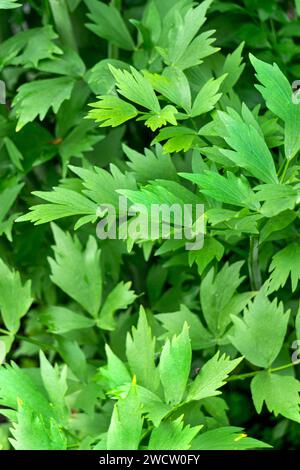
0;0;300;451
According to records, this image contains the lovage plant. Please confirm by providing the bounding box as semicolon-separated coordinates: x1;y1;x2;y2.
0;0;300;451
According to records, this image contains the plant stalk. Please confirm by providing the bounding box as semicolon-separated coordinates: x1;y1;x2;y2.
248;236;262;291
49;0;77;51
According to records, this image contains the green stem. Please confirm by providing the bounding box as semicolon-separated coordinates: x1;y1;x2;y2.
279;159;290;184
270;362;297;373
248;236;262;291
0;328;57;352
48;0;77;51
227;370;259;382
160;361;298;421
108;0;121;59
229;361;297;382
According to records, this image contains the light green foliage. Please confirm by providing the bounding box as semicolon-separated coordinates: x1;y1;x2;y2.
88;96;138;127
110;65;160;113
159;323;191;405
48;224;102;317
10;403;67;450
85;0;135;51
39;352;68;420
98;281;137;330
230;291;289;368
251;372;300;423
107;384;143;450
13;77;75;131
0;0;21;9
218;109;278;184
0;26;61;68
0;259;32;333
187;353;243;401
126;308;159;392
148;416;201;450
40;305;95;334
0;363;56;419
268;243;300;293
17;187;98;226
250;55;300;160
192;426;271;450
200;262;252;338
181;171;259;210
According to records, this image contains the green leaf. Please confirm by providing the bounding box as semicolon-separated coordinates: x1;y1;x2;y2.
251;372;300;423
222;42;245;93
17;187;97;226
123;143;177;183
98;281;137;330
0;181;23;224
136;386;171;427
250;54;300;160
152;126;200;154
0;259;32;333
0;363;55;419
3;138;23;171
40;305;95;334
159;1;215;69
142;105;178;131
39;351;68;420
38;48;86;78
0;26;61;68
159;323;191;405
85;0;135;51
156;304;215;351
110;65;160;112
145;67;192;113
100;344;132;390
191;75;225;117
58;122;102;173
218;109;278;184
0;0;21;9
87;95;138;127
9;403;67;450
189;237;224;275
260;211;296;243
107;383;143;450
230;291;290;368
254;184;299;217
85;59;130;95
268;242;300;293
12;25;62;68
186;352;242;402
69;163;137;207
56;338;87;382
126;307;159;392
180;171;259;210
148;416;201;450
192;426;271;450
0;180;23;241
200;262;252;337
49;224;102;318
13;77;75;131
